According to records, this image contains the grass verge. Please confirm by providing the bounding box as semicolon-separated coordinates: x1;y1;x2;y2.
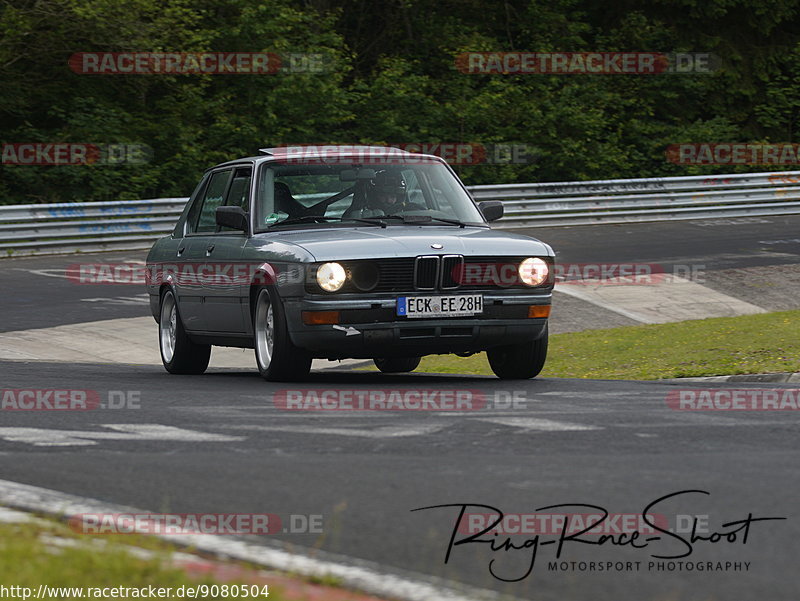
0;513;373;600
0;518;285;599
408;310;800;380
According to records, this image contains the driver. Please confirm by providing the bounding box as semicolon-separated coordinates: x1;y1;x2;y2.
365;171;409;215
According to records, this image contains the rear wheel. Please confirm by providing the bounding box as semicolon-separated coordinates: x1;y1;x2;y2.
159;289;211;374
374;356;421;373
254;287;311;381
487;325;548;379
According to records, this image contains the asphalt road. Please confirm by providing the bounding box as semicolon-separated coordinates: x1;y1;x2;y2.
1;217;799;600
532;214;800;269
0;250;151;333
0;360;797;600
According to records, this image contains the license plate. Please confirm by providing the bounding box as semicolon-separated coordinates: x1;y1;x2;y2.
397;294;483;318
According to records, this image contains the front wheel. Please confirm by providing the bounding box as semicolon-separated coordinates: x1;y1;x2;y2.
374;356;421;373
159;289;211;374
487;325;548;379
253;287;311;381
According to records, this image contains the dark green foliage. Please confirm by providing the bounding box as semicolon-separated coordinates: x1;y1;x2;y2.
1;0;798;203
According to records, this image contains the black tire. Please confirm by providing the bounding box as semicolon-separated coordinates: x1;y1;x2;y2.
159;289;211;375
487;325;548;379
374;356;421;373
253;287;312;381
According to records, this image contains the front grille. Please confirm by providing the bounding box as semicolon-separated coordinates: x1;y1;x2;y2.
372;258;414;291
414;256;439;290
440;255;463;289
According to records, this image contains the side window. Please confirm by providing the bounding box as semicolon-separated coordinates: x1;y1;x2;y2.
225;168;252;210
219;167;252;232
193;170;231;233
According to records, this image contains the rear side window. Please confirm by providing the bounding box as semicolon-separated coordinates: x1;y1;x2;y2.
193;170;231;232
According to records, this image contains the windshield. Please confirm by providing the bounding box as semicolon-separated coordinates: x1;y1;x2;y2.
254;159;485;230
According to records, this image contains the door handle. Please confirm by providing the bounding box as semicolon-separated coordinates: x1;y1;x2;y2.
177;246;185;256
206;244;215;255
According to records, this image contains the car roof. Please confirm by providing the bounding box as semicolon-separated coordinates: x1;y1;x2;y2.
259;145;412;156
206;145;448;171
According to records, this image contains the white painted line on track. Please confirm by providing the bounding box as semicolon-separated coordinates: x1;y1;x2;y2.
0;424;245;447
0;479;509;601
228;423;449;438
11;267;72;280
82;295;150;306
476;417;600;432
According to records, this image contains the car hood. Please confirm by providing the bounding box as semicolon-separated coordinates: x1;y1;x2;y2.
262;226;554;261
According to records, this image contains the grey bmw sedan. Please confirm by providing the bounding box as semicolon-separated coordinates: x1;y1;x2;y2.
145;146;555;381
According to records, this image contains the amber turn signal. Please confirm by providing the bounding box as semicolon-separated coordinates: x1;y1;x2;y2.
527;305;551;318
302;310;340;325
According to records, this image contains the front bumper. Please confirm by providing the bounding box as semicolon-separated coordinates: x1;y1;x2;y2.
285;292;551;359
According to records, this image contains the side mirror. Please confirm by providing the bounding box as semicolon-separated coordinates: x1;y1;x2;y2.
216;205;249;232
478;200;504;222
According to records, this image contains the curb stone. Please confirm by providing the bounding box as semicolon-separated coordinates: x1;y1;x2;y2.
660;372;800;384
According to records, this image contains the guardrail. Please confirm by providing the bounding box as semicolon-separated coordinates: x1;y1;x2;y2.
2;171;800;256
469;171;800;227
0;198;187;256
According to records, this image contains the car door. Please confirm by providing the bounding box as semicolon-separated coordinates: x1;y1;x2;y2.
202;165;253;333
178;168;232;332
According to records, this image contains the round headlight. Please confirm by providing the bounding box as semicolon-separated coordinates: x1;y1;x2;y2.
316;262;347;292
518;258;549;286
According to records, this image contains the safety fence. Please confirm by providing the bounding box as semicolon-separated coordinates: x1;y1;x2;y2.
2;171;799;256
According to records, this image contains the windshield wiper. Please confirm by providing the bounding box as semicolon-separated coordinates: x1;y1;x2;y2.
269;215;338;227
270;215;386;228
272;214;465;229
378;214;466;227
343;217;388;228
420;216;467;227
